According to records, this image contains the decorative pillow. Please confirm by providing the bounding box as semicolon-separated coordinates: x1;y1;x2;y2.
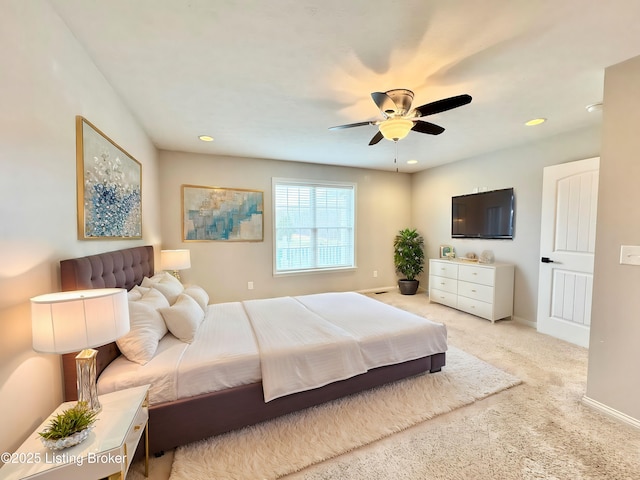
127;285;151;301
136;287;170;310
142;272;184;304
158;293;205;343
127;289;143;301
116;289;170;365
132;284;151;296
183;285;209;312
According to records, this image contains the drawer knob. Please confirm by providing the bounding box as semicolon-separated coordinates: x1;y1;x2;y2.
471;289;477;292
134;425;142;431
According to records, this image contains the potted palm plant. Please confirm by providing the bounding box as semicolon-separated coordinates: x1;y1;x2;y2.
393;228;425;295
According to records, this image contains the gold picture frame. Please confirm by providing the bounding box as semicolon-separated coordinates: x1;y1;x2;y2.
76;116;142;239
439;245;454;258
182;184;263;242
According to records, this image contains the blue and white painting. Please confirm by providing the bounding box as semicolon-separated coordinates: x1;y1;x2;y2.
183;185;263;241
78;117;142;239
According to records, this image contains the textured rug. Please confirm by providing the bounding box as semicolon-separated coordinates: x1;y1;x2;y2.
165;346;520;480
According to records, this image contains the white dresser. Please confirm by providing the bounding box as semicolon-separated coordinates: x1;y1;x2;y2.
429;258;514;322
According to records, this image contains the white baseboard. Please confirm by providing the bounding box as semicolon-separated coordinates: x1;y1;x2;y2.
582;395;640;430
513;315;536;328
357;286;400;294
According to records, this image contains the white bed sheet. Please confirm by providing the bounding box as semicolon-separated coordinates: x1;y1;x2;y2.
97;332;187;405
295;292;448;369
242;296;368;402
177;301;261;399
98;302;261;405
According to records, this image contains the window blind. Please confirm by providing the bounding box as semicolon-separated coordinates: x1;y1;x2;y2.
273;179;355;273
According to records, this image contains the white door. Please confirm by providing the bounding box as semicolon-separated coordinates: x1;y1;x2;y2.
537;157;599;347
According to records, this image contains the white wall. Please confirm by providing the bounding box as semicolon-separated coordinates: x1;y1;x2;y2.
411;126;601;323
586;55;640;421
158;151;412;301
0;1;161;456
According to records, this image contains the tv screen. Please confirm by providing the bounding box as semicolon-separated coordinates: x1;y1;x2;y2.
451;188;514;239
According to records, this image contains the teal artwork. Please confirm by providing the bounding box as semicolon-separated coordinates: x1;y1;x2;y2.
183;185;263;241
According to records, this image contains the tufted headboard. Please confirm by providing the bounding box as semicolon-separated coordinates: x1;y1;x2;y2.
59;245;154;401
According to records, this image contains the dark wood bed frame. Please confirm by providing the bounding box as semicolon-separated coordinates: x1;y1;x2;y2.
60;246;446;455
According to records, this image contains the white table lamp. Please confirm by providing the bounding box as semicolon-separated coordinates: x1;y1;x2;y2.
31;288;129;411
160;249;191;281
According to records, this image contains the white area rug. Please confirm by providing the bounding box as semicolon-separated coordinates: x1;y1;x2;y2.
166;346;520;480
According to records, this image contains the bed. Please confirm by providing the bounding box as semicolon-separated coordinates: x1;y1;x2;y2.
60;245;447;455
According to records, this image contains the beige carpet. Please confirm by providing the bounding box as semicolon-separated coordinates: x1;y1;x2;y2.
167;345;518;479
127;291;640;479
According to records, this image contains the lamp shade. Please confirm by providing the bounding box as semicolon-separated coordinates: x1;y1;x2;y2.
31;288;129;354
160;249;191;271
378;117;413;141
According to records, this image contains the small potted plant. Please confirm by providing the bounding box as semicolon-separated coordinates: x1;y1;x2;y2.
393;228;425;295
38;402;98;450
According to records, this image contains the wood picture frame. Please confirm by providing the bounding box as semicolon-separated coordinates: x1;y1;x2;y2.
182;184;263;241
76;116;142;239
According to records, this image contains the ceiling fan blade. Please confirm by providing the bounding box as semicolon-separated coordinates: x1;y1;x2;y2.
414;94;472;117
412;120;445;135
371;92;398;115
368;131;384;145
329;121;374;130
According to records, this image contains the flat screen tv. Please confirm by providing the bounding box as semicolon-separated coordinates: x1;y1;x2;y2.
451;188;515;239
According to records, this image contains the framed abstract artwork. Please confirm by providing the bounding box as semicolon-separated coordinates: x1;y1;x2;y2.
182;185;263;241
76;116;142;239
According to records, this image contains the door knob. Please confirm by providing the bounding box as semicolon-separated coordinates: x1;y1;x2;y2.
541;257;555;263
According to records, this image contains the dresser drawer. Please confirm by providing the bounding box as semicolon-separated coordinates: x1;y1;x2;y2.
457;295;493;319
458;264;495;286
429;275;457;294
458;280;494;303
429;260;458;279
429;288;457;308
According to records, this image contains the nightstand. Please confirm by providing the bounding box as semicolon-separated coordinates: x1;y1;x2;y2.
0;385;149;480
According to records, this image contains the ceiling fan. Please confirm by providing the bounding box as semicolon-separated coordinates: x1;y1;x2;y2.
329;89;472;145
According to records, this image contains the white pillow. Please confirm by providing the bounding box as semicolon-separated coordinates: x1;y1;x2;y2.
142;272;184;304
127;284;151;301
116;289;170;365
137;287;170;310
183;285;209;312
127;289;143;301
132;284;151;296
159;293;205;343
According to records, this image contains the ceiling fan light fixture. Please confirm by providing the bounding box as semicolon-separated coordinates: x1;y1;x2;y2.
379;117;413;141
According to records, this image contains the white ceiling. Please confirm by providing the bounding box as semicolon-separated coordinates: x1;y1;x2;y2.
50;0;640;172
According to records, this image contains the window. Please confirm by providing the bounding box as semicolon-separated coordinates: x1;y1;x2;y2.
273;178;355;274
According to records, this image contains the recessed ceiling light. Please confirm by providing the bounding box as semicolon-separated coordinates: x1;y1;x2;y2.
407;159;418;164
198;135;214;142
525;118;546;126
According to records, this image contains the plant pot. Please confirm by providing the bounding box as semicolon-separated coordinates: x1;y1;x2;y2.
40;427;92;450
398;279;419;295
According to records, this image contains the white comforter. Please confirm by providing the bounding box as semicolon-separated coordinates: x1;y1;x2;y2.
243;296;368;402
295;292;448;369
98;292;447;405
